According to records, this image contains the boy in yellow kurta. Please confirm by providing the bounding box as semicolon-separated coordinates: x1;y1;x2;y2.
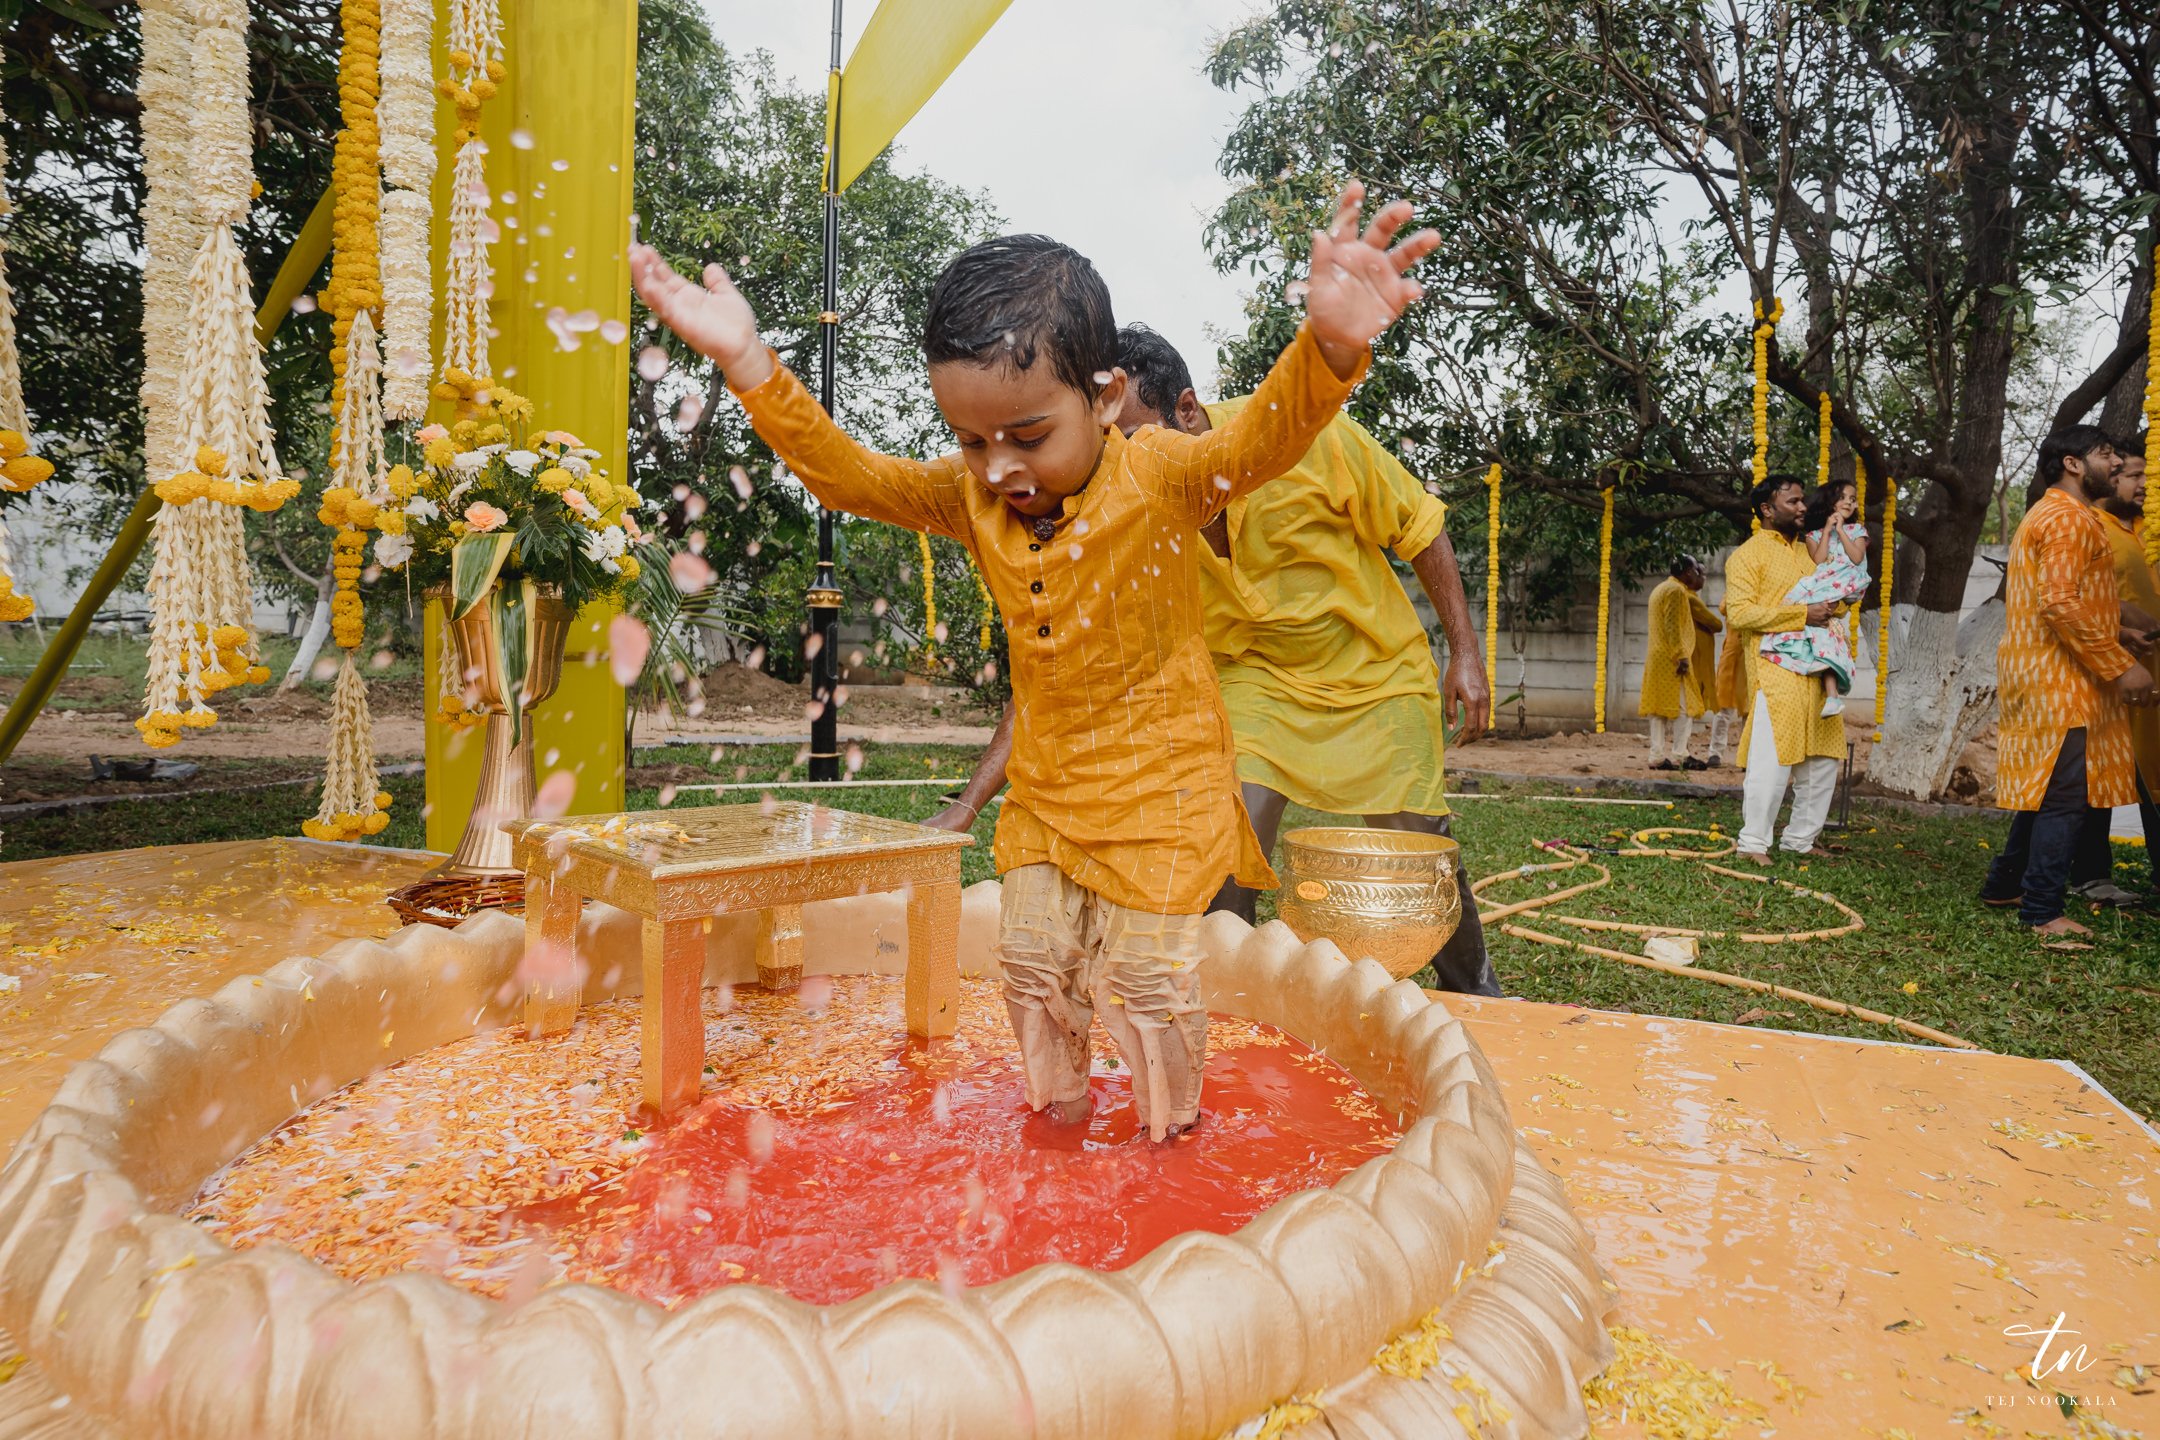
932;325;1499;994
631;187;1438;1139
1685;585;1728;762
1725;479;1848;861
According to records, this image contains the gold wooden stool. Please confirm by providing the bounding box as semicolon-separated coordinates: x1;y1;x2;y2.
505;802;973;1112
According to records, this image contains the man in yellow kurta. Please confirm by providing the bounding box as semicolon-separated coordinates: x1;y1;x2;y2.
1637;555;1714;769
2070;447;2160;900
1725;478;1848;862
937;324;1497;994
635;189;1440;1138
1979;426;2153;935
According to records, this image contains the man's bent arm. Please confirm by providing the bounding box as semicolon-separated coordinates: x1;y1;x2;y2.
927;701;1015;833
1411;529;1490;744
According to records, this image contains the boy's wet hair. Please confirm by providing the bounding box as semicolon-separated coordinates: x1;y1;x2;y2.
923;235;1116;397
1115;324;1195;423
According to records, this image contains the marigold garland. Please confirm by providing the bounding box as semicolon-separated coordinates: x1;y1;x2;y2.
2143;241;2159;567
0;132;53;624
1593;484;1614;734
971;558;994;653
1873;480;1895;741
1849;455;1867;656
137;0;286;748
439;0;505;381
917;530;938;664
1484;461;1501;729
1749;297;1781;535
309;0;395;838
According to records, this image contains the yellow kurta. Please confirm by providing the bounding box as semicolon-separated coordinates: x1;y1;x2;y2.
1685;591;1722;715
1995;489;2136;811
1636;577;1695;719
2097;509;2160;793
733;326;1362;914
1195;401;1453;816
1724;530;1847;765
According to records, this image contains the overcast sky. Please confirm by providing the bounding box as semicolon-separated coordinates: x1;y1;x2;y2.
700;0;1263;397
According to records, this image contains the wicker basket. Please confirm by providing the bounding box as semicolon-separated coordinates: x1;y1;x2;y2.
386;874;526;929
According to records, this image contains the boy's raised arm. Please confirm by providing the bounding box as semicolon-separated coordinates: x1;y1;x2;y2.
1137;185;1438;524
632;245;965;539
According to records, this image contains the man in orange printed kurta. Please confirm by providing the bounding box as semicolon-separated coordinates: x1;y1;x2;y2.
2070;448;2160;900
1980;426;2155;935
632;187;1439;1138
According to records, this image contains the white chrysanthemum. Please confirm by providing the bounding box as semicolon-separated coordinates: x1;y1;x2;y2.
374;533;415;568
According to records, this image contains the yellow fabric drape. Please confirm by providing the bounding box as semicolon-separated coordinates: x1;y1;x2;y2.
829;0;1014;192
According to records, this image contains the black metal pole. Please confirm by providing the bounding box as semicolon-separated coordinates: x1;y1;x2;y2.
805;0;845;782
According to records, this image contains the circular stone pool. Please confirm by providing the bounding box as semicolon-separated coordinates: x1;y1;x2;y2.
0;901;1617;1439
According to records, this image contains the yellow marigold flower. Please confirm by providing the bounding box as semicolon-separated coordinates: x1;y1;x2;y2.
2;454;53;489
616;555;641;581
373;791;395;811
212;624;248;647
423;438;457;468
538;466;572;493
246;665;271;685
363;811;391;835
477;422;509;447
584;476;614;506
0;594;33;622
496;393;534;422
178;708;219;729
387;463;418;499
376;509;406;536
194;445;228;476
0;430;26;458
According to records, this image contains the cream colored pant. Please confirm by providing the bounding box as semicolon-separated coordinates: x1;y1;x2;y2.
998;863;1209;1140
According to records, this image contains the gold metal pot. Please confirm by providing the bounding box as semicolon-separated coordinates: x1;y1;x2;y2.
1275;827;1463;981
431;585;574;878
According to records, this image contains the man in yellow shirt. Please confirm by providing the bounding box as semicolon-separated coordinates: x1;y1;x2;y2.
2071;446;2160;899
938;325;1497;995
1725;477;1847;862
1637;555;1713;770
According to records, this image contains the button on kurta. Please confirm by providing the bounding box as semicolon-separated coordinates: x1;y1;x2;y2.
1036;624;1051;637
1030;580;1043;593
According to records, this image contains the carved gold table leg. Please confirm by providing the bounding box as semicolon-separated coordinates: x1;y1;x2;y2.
642;916;705;1112
523;869;584;1039
904;875;961;1039
756;903;804;991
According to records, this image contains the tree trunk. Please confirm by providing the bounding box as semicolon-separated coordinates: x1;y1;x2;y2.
2099;242;2154;439
1865;599;2005;798
281;583;334;691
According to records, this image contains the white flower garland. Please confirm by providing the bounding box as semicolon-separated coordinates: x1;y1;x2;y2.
137;0;198;477
378;0;434;418
139;0;285;747
441;0;503;381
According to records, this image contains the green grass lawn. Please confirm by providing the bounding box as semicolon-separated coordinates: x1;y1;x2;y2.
4;738;2154;1120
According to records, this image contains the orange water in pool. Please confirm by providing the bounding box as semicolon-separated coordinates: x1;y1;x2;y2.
191;978;1400;1307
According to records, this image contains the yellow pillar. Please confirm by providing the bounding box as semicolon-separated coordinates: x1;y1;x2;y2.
424;0;637;851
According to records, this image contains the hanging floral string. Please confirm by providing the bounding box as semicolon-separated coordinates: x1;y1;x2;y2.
1873;481;1896;742
1484;461;1501;729
1593;484;1614;734
137;0;199;487
304;0;395;841
377;0;434;419
138;0;291;749
971;558;994;653
917;530;938;664
1749;298;1781;535
1849;455;1867;656
2144;241;2159;566
439;0;504;384
0;130;55;624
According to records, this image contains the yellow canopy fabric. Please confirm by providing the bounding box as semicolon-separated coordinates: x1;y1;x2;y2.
829;0;1014;192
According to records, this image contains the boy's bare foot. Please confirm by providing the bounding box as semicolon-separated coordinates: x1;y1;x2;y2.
1160;1112;1207;1143
2029;916;2091;938
1737;850;1773;867
1045;1095;1093;1127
